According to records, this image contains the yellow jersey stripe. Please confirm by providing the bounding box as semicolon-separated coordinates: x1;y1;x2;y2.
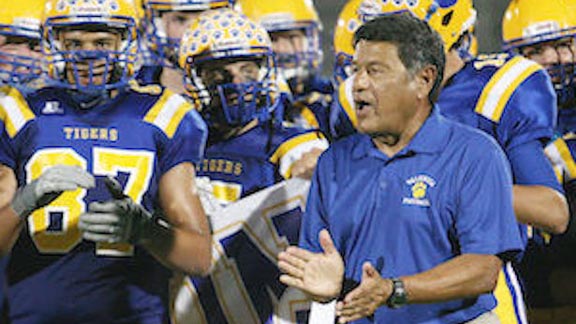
0;88;35;138
270;132;328;179
270;132;324;164
300;106;320;129
493;263;527;324
553;138;576;180
339;77;357;127
144;90;193;138
545;138;567;183
475;57;541;122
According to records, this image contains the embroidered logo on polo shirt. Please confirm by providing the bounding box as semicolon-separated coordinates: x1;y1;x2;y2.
402;174;436;207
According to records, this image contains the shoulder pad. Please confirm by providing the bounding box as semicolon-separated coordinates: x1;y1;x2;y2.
143;89;194;138
475;56;544;122
0;86;35;138
269;130;328;179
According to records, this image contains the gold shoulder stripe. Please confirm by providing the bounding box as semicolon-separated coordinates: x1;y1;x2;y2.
300;106;319;129
339;77;357;127
475;56;541;122
143;89;193;138
0;87;35;138
553;137;576;179
270;132;325;165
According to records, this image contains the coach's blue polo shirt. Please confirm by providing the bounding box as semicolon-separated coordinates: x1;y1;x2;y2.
300;108;523;324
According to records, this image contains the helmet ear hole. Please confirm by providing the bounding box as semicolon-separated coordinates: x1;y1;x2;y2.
442;11;453;26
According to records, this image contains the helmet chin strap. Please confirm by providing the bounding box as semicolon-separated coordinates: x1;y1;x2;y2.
66;65;126;109
69;88;111;110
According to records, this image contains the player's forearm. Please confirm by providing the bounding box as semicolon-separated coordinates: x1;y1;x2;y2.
141;222;212;276
154;163;213;275
513;185;569;234
400;254;502;304
0;164;24;255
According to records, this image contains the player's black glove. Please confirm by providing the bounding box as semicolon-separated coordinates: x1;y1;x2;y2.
78;176;154;245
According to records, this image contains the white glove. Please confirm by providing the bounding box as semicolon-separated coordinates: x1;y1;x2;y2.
78;176;154;245
11;165;95;218
195;176;223;216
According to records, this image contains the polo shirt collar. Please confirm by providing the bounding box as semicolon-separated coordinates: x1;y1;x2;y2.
352;106;451;159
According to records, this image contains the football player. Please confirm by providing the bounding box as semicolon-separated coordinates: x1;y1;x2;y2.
236;0;332;135
0;0;212;322
329;0;362;139
0;0;44;94
138;0;230;93
503;0;576;135
173;8;328;323
503;1;576;321
0;0;45;320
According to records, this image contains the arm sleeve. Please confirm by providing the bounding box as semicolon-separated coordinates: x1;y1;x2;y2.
507;139;563;193
456;136;524;258
499;70;556;150
158;109;208;175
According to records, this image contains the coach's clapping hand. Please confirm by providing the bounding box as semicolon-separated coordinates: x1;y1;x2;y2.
336;262;391;323
278;229;344;302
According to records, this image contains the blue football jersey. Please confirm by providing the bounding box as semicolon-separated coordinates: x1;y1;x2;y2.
329;77;357;140
0;84;207;324
438;54;556;152
286;75;333;138
136;65;163;86
557;108;576;136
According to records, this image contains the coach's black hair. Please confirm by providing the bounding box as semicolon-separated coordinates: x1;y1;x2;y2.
354;13;445;103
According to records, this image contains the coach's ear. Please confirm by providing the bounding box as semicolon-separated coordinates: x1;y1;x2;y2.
414;64;438;102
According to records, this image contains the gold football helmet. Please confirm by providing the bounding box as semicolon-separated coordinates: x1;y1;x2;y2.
179;8;278;127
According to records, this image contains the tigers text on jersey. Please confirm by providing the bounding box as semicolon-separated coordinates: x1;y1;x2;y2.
0;85;207;323
197;122;328;205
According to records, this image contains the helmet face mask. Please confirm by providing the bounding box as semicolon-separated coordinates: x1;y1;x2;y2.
0;0;45;91
43;0;139;94
191;55;274;128
180;8;278;129
0;35;43;88
143;0;229;67
503;0;576;108
235;0;322;96
269;24;321;95
521;37;576;108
